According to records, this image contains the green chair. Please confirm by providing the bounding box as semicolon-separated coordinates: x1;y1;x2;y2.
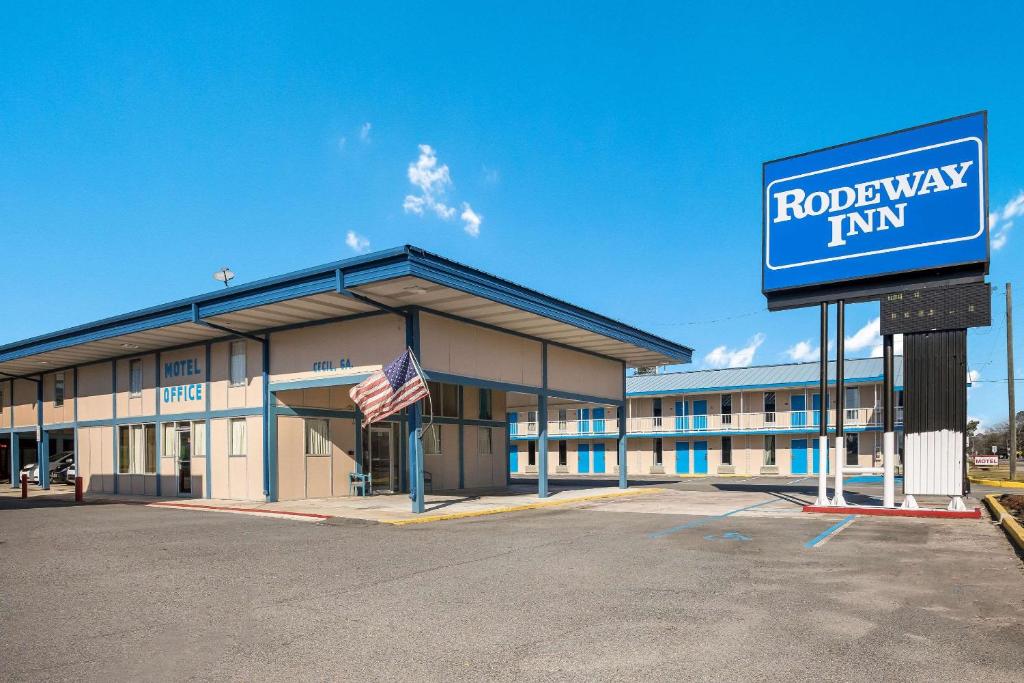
349;471;372;497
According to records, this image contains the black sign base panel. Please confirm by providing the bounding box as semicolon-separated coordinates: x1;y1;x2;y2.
765;266;986;312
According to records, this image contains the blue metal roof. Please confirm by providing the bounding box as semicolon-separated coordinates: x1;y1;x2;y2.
0;245;693;375
626;356;903;395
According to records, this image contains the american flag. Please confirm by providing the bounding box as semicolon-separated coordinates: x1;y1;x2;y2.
350;349;430;427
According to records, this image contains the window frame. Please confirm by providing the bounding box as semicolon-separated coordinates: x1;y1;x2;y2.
558;440;567;467
527;440;536;466
845;432;859;466
477;426;493;455
129;359;143;397
118;423;156;474
229;341;247;387
721;436;733;465
654;438;663;466
53;373;65;408
229;417;247;456
422;424;442;456
763;435;776;466
304;418;331;456
478;388;492;420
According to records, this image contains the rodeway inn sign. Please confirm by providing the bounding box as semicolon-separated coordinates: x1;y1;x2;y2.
763;112;988;308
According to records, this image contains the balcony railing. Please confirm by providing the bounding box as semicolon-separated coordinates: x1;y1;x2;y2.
509;418;619;438
508;407;903;438
627;407;902;435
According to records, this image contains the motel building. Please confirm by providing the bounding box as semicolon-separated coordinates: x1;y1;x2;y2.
508;358;906;478
0;246;693;510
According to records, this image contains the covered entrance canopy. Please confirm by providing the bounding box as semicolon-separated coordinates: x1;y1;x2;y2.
0;246;692;509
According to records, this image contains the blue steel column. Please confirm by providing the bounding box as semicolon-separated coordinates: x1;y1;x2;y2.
618;361;628;489
537;343;549;499
204;343;212;499
261;335;271;501
9;380;18;488
406;310;425;513
10;432;19;489
37;377;49;489
155;353;161;496
457;385;465;489
354;408;363;475
73;368;79;486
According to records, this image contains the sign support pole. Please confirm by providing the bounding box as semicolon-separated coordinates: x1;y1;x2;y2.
832;300;847;506
815;302;830;506
882;333;896;508
1008;283;1017;482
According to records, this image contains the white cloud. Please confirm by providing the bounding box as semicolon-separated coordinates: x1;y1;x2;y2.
705;333;765;369
785;339;819;362
403;144;482;235
967;369;980;385
359;122;372;143
992;222;1012;250
345;230;370;254
846;317;880;352
460;203;482;237
337;136;347;151
990;190;1023;251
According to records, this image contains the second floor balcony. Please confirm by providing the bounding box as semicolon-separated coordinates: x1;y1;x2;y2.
508;407;903;439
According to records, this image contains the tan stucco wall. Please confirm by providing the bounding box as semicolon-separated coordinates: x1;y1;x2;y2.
77;425;114;494
275;414;359;501
419;313;543;388
41;371;74;425
270;315;406;385
12;378;37;428
209;340;264;412
546;345;620;401
208;415;263;501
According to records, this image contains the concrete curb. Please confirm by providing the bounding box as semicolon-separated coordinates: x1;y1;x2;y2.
381;487;667;526
148;501;331;521
969;476;1024;489
802;504;981;519
982;494;1024;553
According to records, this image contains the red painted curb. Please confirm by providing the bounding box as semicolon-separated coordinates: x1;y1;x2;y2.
801;505;981;519
148;502;331;520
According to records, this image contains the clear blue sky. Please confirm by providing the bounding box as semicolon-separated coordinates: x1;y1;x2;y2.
1;2;1021;429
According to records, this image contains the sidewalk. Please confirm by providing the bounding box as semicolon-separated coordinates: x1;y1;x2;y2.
0;482;666;524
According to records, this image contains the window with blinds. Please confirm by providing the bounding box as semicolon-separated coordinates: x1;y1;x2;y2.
230;418;247;456
229;341;246;387
305;419;331;456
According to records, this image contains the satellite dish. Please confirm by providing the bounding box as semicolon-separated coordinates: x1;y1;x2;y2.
213;267;235;287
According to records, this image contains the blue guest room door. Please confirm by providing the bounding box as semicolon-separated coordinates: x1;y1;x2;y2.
791;439;808;475
593;444;606;473
509;445;518;473
578;444;590;473
675;442;690;474
791;395;806;427
693;441;708;474
812;439;830;474
693;400;708;430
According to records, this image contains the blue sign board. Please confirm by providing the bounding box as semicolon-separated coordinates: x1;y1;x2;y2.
763;112;988;302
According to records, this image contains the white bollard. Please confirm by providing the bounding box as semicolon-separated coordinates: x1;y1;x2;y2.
831;436;847;506
815;435;829;506
882;431;895;508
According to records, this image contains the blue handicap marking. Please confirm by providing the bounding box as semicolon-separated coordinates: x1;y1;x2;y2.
703;531;752;542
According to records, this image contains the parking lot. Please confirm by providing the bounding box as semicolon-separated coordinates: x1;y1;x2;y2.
2;478;1022;681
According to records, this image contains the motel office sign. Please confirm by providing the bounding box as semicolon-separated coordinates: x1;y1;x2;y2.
763;112;988;309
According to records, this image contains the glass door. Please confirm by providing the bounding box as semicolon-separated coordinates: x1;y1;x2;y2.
369;426;394;493
177;425;192;495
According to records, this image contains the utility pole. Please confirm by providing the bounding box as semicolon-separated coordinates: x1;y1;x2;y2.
1007;283;1017;481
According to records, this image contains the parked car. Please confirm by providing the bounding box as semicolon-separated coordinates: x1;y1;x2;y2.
55;461;77;484
19;451;75;484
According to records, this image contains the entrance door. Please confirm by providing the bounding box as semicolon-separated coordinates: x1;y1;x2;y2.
791;395;807;427
177;426;192;495
812;439;830;474
693;441;708;474
692;400;708;431
509;444;518;473
593;444;606;473
675;442;689;474
369;427;395;492
593;408;605;434
791;439;808;475
578;444;590;473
